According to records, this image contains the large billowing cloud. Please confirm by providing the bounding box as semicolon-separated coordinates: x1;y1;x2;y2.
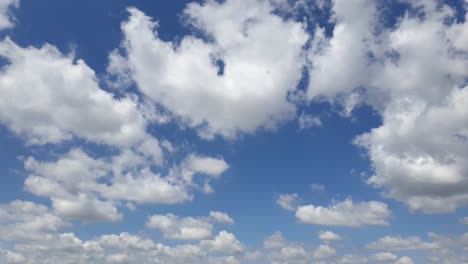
0;38;151;146
306;0;468;213
109;0;308;138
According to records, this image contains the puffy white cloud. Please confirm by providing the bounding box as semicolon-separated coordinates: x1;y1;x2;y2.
0;200;68;242
306;0;378;100
182;155;230;179
276;193;301;211
0;0;19;30
305;0;468;213
146;212;235;241
319;231;343;242
51;195;122;223
367;232;468;263
109;1;308;138
394;256;414;264
312;244;336;259
427;248;468;264
296;198;391;227
209;211;234;225
356;87;468;213
97;232;155;251
262;232;319;264
263;231;288;250
371;252;398;262
24;148;229;222
271;244;307;264
366;236;438;251
0;215;246;264
200;231;245;255
0;38;149;146
146;214;213;241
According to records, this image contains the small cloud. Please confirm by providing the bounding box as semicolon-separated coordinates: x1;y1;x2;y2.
298;112;322;130
310;183;325;192
276;193;301;211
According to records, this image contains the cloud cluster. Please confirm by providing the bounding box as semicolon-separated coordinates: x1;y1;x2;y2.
306;0;468;213
109;0;308;138
146;212;234;240
24;148;229;222
0;201;245;264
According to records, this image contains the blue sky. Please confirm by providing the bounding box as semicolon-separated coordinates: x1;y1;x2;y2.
0;0;467;263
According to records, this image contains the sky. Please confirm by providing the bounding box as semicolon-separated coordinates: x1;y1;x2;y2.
0;0;467;263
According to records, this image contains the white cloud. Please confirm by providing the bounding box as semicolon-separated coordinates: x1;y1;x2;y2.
298;112;321;130
50;195;122;223
271;244;307;264
182;154;230;179
310;183;325;192
0;38;149;146
263;231;288;250
371;252;398;262
460;217;468;225
305;0;468;213
24;148;229;222
366;236;438;251
296;198;391;227
200;231;245;255
394;256;414;264
0;200;68;242
209;211;234;225
319;231;343;242
0;0;19;30
109;1;308;138
146;214;213;241
276;193;301;211
312;244;336;259
1;249;26;264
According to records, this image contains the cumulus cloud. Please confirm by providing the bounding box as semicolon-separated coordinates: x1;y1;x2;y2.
312;244;336;259
200;231;245;255
146;214;213;241
295;198;391;227
366;236;438;251
0;38;149;146
182;155;230;179
263;231;288;250
276;193;301;211
24;148;229;222
0;200;68;242
371;252;398;262
305;0;468;213
319;231;343;242
394;256;414;264
109;1;308;138
209;211;235;225
262;231;336;264
0;199;245;264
